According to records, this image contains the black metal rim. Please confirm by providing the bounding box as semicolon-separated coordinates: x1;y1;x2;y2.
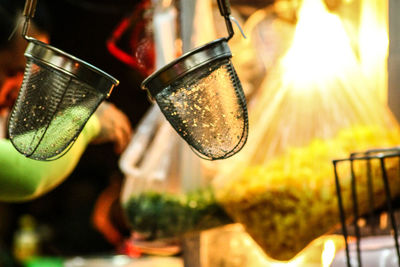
141;38;232;97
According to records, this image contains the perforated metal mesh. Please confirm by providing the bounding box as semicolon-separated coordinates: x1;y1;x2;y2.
154;58;248;160
8;58;105;160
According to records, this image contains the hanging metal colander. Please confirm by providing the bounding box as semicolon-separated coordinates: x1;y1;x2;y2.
142;38;248;160
7;0;119;160
141;0;248;160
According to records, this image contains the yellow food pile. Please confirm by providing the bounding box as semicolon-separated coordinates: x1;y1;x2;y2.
217;124;400;261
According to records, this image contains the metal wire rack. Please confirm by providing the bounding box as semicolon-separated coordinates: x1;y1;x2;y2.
333;147;400;267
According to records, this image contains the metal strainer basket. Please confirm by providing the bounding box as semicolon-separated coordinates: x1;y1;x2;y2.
141;0;248;160
142;38;248;160
7;0;118;160
8;38;119;160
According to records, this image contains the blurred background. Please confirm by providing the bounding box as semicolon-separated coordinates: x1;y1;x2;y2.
1;0;400;266
0;0;151;263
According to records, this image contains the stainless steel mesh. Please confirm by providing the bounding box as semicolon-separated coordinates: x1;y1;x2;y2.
8;57;106;160
153;58;248;160
11;1;118;161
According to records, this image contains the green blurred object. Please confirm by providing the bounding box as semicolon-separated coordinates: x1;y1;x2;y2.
124;187;233;239
25;257;63;267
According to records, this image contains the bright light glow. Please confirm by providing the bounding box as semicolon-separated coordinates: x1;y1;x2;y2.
280;0;358;93
359;0;389;102
267;256;306;267
321;239;336;267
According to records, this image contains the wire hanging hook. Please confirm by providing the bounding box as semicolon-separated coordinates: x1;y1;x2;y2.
216;0;246;40
229;15;246;39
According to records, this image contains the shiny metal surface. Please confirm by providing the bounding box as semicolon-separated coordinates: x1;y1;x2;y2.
24;37;119;97
22;0;37;38
22;0;37;18
141;38;231;96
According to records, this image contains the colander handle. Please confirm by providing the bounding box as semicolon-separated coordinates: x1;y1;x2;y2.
22;0;38;39
217;0;231;17
23;0;38;18
217;0;234;40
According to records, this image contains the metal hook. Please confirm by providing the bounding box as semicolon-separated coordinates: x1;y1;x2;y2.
229;15;246;39
216;0;246;41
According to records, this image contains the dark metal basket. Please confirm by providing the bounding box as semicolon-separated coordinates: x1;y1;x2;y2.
141;38;248;160
141;0;248;160
8;38;118;160
7;0;119;160
333;147;400;266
